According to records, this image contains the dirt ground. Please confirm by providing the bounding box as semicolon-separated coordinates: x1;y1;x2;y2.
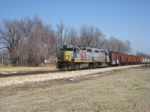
0;66;150;112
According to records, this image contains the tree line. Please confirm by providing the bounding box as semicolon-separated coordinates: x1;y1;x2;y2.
0;15;147;66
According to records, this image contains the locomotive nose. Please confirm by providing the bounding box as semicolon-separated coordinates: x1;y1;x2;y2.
65;51;71;61
61;51;71;61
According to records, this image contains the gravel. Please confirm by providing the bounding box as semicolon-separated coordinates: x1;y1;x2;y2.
0;65;142;87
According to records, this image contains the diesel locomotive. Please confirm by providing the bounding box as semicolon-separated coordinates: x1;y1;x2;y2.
57;45;110;70
57;45;149;70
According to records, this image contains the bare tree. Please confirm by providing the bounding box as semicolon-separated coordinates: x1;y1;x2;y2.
43;25;58;63
94;30;106;49
56;21;69;47
20;16;35;66
116;40;132;53
66;27;78;45
136;51;150;58
123;40;132;53
100;39;110;51
109;36;118;51
0;19;23;65
29;15;49;66
109;36;132;53
78;25;105;47
20;15;49;66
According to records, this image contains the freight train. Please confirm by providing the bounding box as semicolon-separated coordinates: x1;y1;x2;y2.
57;45;150;70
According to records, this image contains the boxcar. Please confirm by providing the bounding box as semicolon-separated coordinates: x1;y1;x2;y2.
132;56;137;64
136;56;140;64
140;58;143;64
120;54;128;65
109;51;121;65
127;55;133;64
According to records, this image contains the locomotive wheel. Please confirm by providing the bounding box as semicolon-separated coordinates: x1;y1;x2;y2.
92;64;94;68
76;64;79;70
67;63;72;71
74;63;77;70
77;63;81;70
62;63;66;70
63;66;67;71
89;63;94;69
67;67;71;71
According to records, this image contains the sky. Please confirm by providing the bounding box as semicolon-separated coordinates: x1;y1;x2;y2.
0;0;150;54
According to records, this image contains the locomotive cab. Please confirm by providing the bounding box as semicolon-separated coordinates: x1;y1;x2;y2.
57;45;77;69
59;45;73;62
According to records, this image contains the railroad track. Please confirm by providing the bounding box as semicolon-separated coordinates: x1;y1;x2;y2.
0;68;95;78
0;69;64;78
0;65;148;87
0;64;148;78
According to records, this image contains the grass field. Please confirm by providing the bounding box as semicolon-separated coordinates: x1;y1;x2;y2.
0;67;150;112
0;65;56;73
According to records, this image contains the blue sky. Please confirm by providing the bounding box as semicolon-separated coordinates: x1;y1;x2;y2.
0;0;150;54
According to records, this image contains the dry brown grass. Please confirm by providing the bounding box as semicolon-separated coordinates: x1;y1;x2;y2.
0;67;150;112
0;65;56;73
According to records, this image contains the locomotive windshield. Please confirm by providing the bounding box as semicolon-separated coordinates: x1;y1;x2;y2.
60;45;73;51
61;48;73;51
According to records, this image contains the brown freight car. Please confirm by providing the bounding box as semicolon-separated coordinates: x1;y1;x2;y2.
132;56;137;64
120;54;128;65
136;56;140;64
127;55;133;64
140;57;143;64
109;51;121;65
138;57;143;64
109;51;143;65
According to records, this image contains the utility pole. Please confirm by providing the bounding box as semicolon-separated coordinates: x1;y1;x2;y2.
2;47;3;66
1;35;3;66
